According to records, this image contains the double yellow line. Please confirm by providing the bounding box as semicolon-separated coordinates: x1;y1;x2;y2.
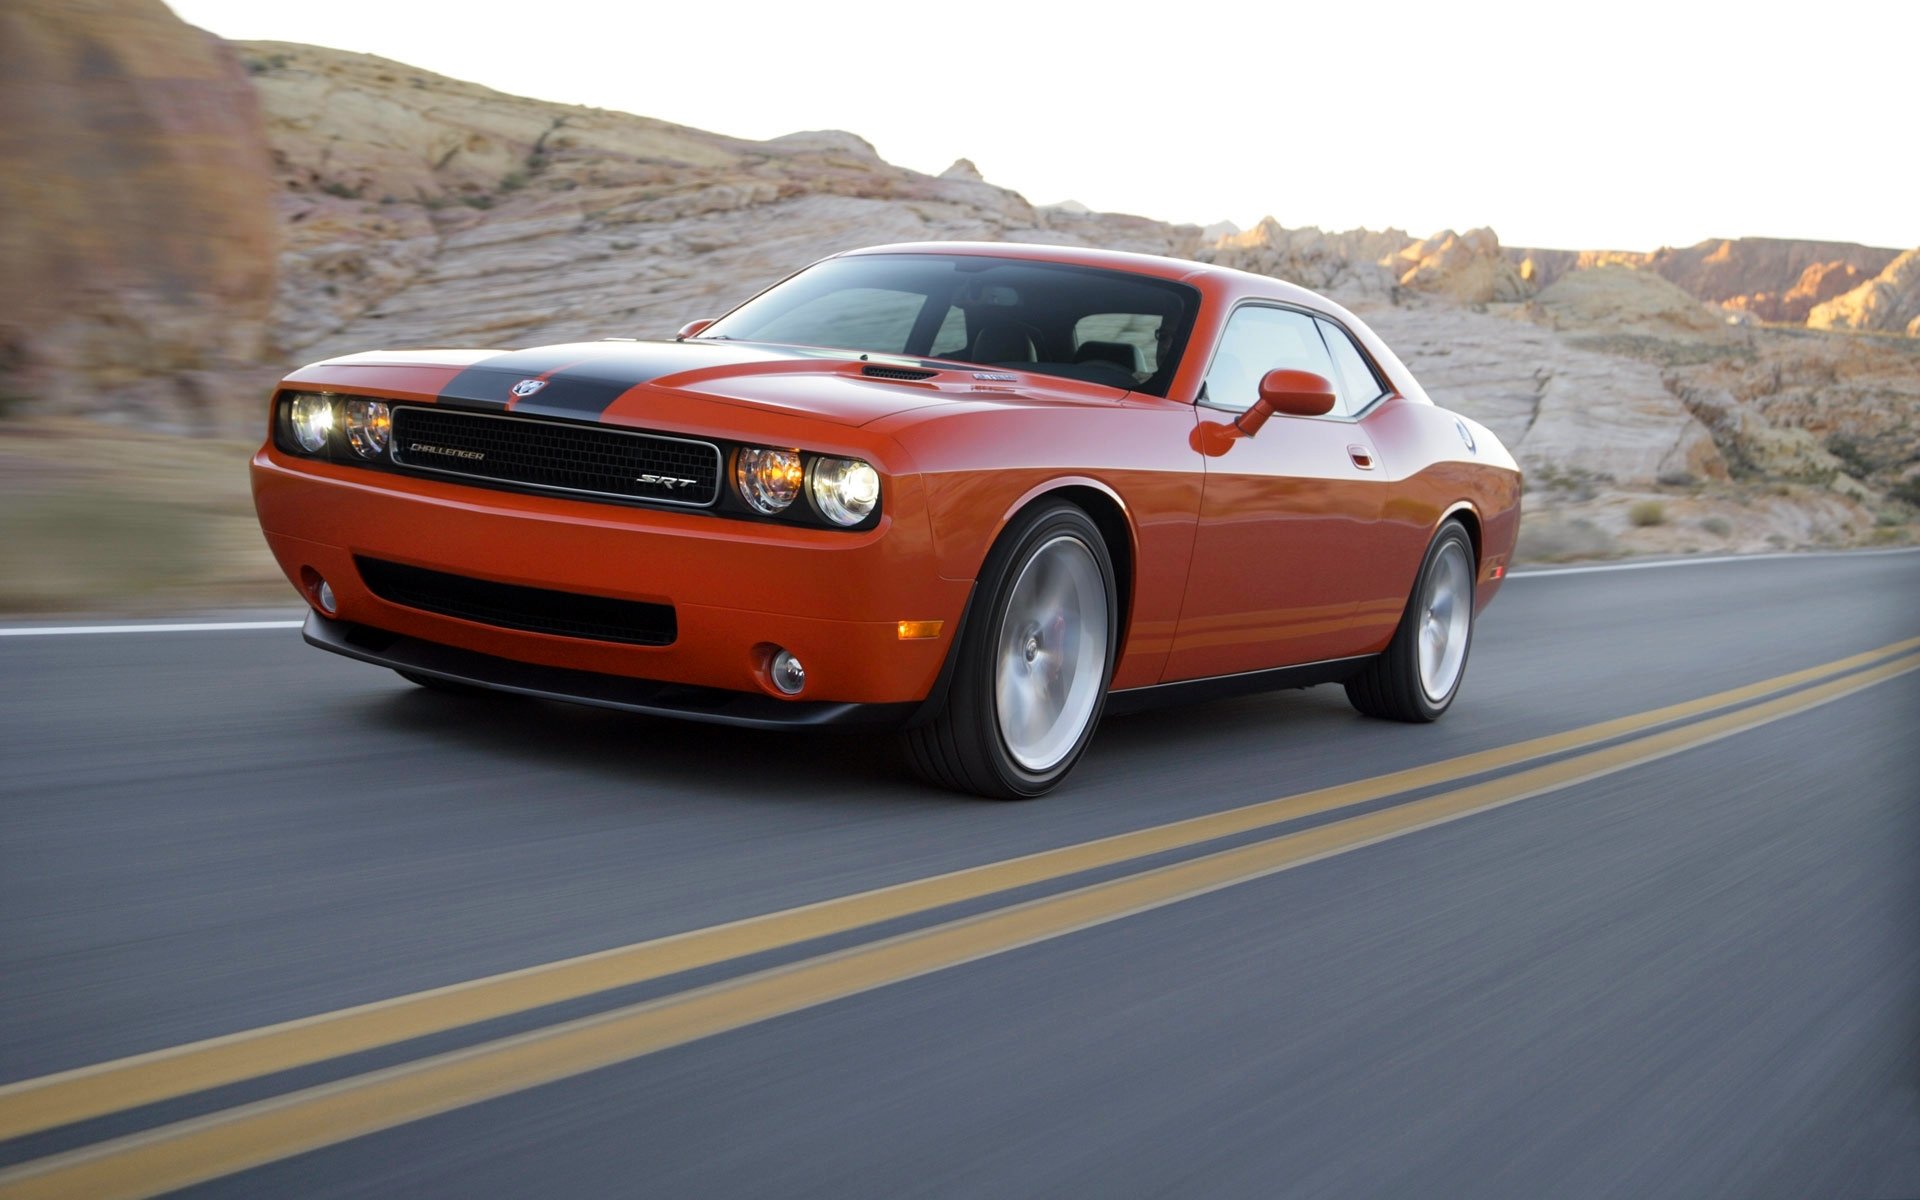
3;637;1916;1199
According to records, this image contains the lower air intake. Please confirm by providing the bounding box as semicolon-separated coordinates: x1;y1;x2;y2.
356;557;676;646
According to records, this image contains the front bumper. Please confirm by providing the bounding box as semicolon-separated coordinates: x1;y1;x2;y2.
304;613;915;729
252;446;966;706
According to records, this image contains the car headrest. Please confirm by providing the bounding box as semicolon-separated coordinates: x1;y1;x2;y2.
973;324;1038;363
1073;340;1141;373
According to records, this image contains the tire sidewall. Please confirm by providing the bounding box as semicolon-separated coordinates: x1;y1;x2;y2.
963;504;1118;797
1403;521;1476;719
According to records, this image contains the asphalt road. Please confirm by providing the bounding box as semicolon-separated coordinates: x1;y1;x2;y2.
2;550;1917;1198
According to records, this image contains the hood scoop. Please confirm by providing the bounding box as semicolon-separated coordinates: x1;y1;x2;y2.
859;364;939;382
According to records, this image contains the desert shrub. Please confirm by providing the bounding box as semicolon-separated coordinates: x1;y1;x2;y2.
1657;470;1697;488
499;171;527;192
1629;501;1667;527
317;179;362;200
1699;516;1733;537
1825;436;1875;478
460;194;494;210
1889;478;1920;508
1514;514;1618;563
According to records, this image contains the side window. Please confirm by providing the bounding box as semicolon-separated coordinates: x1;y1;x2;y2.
749;288;927;354
930;306;968;357
1202;306;1337;413
1315;318;1386;416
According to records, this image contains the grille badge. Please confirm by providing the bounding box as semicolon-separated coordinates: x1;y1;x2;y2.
510;378;548;398
409;443;487;460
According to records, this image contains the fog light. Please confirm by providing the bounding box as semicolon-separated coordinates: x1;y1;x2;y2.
770;649;805;695
316;579;337;615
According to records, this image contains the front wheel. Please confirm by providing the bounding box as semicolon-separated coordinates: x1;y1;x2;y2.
901;503;1117;799
1346;520;1476;722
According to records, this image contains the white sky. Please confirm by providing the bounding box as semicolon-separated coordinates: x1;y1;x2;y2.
170;0;1916;252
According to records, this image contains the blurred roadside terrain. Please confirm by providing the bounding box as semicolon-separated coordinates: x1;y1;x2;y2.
2;0;1916;613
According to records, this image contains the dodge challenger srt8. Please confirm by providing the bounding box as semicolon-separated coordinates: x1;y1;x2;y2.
251;242;1521;798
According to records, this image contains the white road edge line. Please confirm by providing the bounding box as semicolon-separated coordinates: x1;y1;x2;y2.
0;620;305;638
1508;547;1920;578
0;548;1913;635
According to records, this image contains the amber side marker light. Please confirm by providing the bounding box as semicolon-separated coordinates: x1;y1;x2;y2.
897;620;944;640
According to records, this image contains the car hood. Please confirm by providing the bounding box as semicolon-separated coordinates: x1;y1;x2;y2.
341;340;1135;428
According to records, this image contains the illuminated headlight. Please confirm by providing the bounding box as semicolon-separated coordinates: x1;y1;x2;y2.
736;447;804;514
343;399;391;459
809;457;880;526
288;392;334;454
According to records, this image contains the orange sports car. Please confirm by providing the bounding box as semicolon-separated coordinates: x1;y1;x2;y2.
252;242;1521;798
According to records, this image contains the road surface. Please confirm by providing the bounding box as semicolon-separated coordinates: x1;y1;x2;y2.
1;550;1917;1198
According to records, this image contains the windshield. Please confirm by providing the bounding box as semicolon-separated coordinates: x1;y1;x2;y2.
700;253;1201;397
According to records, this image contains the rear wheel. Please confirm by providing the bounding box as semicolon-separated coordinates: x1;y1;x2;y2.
1346;520;1475;722
902;503;1117;799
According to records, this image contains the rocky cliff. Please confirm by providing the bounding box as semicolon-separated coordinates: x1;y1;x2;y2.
0;0;276;428
1511;237;1906;328
1808;248;1920;336
241;41;1202;362
0;3;1913;604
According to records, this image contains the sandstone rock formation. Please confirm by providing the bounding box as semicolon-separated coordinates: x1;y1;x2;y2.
1510;237;1903;328
1719;260;1870;324
1199;219;1406;299
1807;248;1920;335
1389;228;1532;305
0;0;276;428
1201;222;1532;306
1647;237;1896;307
1;2;1911;598
241;42;1205;361
1358;301;1726;488
1520;267;1728;338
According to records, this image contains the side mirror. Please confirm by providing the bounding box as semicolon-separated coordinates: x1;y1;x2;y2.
1238;369;1337;435
675;318;715;341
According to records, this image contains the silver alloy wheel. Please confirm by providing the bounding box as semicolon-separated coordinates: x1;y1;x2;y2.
1417;540;1473;703
993;534;1109;772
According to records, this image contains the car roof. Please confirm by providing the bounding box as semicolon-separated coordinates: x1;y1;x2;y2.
835;241;1330;308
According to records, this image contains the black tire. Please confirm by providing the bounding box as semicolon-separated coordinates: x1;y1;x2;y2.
395;669;482;696
1346;520;1476;722
901;502;1118;799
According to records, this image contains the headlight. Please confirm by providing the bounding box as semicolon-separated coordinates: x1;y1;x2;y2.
810;456;880;526
343;399;391;459
736;447;804;514
288;392;334;454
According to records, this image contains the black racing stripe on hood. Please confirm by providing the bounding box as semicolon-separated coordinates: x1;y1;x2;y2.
436;348;601;410
509;374;639;419
436;341;799;420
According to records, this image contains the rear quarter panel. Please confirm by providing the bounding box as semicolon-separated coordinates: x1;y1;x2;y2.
1360;399;1522;631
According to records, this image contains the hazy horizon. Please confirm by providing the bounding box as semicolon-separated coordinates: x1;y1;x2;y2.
171;0;1915;252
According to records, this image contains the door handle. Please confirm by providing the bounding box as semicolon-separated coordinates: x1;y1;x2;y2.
1347;444;1375;470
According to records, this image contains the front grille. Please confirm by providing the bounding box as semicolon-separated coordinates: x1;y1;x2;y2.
389;406;721;507
357;557;676;646
860;365;937;381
